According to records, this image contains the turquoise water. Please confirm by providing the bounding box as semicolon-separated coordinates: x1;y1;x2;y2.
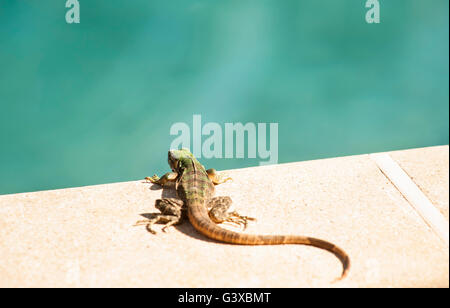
0;1;448;195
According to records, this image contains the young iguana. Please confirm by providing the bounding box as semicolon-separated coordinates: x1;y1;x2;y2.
135;148;350;280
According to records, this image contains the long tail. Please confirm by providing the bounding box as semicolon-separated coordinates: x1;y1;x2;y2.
188;205;350;281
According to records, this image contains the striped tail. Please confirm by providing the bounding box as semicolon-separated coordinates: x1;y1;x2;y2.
188;204;350;281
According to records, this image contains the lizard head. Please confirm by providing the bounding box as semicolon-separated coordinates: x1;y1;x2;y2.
168;148;196;172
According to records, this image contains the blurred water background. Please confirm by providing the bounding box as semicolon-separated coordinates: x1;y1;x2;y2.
0;0;448;195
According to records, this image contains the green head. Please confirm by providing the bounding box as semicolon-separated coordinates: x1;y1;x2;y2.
168;148;197;172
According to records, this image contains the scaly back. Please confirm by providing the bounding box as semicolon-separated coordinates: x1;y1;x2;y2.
174;151;215;206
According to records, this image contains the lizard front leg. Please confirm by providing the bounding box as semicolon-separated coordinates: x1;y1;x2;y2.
207;196;256;230
135;198;185;233
145;172;178;187
206;169;232;185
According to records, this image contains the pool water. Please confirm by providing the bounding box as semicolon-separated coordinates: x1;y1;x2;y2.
0;1;448;195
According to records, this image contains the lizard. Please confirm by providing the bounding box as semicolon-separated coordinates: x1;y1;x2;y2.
135;148;350;281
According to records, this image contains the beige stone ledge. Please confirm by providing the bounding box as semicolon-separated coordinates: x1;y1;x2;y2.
0;145;448;287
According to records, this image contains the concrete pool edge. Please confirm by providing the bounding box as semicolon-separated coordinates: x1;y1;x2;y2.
0;145;448;287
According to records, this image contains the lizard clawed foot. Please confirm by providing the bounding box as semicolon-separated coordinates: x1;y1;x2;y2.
145;175;160;183
206;169;233;185
225;211;256;231
134;218;159;234
134;213;181;235
161;220;178;233
134;219;153;226
145;172;178;187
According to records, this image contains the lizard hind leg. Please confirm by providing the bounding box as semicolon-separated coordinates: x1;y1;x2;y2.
207;196;256;230
135;198;185;234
